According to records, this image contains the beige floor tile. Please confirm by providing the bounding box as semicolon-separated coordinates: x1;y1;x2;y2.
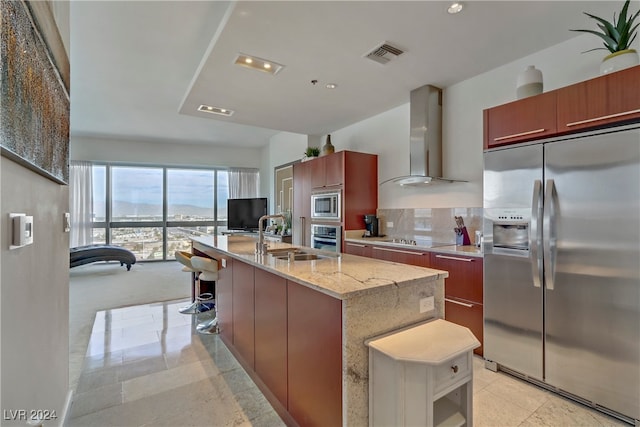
520;394;629;427
483;374;550;412
122;359;220;403
473;388;533;427
69;382;123;419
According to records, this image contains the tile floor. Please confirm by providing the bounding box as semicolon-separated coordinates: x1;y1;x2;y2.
67;299;630;427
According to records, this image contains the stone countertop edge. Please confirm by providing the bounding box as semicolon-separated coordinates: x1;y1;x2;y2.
191;235;448;300
344;237;483;258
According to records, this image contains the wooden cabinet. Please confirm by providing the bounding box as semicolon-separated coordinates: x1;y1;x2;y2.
484;65;640;149
294;150;378;249
483;91;557;149
344;241;372;257
215;255;233;344
311;152;344;189
287;280;342;427
293;160;311;247
557;65;640;133
430;252;483;356
370;245;430;267
342;151;379;231
232;260;255;368
254;268;288;409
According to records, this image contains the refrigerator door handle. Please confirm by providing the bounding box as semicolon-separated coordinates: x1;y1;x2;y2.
531;180;543;288
543;179;557;290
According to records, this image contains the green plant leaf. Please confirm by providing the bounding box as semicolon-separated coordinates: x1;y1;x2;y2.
571;28;618;50
617;0;630;34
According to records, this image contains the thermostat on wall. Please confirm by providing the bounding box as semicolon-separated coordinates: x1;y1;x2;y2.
10;213;34;249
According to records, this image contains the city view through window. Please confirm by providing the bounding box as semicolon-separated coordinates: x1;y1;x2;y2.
91;165;239;260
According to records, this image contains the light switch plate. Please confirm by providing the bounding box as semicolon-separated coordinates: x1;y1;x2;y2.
419;296;434;313
386;221;394;228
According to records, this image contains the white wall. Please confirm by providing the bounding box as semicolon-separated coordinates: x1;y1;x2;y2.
1;158;70;426
71;136;263;169
260;132;307;212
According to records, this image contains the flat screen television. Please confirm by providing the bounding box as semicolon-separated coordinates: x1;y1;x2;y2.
227;198;268;231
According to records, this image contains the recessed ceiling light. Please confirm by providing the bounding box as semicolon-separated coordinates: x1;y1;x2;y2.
234;53;284;75
326;83;337;89
197;105;234;117
447;2;463;14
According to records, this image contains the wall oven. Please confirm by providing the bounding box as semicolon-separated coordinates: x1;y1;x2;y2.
311;224;341;253
311;191;341;221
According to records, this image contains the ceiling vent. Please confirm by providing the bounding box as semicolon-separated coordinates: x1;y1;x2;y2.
364;42;404;65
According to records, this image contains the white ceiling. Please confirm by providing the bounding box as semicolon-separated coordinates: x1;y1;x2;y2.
69;1;619;149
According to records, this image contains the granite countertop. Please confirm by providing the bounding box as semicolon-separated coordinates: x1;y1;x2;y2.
191;235;447;300
344;235;483;258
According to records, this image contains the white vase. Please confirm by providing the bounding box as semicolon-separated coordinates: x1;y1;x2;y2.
600;49;639;75
516;65;543;99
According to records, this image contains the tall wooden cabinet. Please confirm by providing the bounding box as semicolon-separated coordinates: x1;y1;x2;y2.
293;150;378;250
293;160;312;247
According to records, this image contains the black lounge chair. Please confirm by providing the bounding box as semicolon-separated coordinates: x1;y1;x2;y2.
70;245;136;271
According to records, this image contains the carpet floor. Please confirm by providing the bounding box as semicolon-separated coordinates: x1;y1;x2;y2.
69;261;190;390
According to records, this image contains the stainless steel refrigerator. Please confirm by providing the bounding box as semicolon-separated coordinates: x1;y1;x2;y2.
483;124;640;423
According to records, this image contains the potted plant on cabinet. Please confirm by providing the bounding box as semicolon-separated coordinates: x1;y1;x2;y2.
571;0;639;74
303;146;320;161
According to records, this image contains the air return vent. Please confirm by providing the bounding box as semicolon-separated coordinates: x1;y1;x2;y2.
364;42;404;65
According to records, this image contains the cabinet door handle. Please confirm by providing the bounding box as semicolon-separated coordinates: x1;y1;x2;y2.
565;108;640;127
493;128;546;142
451;365;459;374
435;254;474;262
373;247;426;256
445;298;474;308
346;243;367;248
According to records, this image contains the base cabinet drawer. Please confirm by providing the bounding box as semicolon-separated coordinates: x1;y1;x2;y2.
445;297;483;356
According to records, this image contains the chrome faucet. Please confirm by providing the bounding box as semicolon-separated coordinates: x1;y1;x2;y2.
257;214;285;254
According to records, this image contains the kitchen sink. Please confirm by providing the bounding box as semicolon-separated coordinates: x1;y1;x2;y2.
269;248;340;261
275;253;322;261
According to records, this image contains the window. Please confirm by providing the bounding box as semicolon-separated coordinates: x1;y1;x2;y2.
85;164;258;261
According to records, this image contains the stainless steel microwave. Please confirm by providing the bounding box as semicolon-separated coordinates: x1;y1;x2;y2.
311;191;341;221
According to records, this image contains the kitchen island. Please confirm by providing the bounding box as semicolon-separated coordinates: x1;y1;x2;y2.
190;234;447;426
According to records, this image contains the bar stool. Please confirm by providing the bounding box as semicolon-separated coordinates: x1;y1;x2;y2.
175;251;214;314
190;256;219;335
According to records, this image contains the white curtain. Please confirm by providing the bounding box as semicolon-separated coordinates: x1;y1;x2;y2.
228;168;259;199
69;161;93;248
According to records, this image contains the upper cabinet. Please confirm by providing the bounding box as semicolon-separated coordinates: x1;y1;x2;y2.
311;152;344;188
484;65;640;149
484;91;557;149
557;65;640;133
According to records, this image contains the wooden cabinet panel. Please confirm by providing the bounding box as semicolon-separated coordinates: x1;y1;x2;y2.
342;151;378;231
484;91;557;149
324;152;344;187
445;297;483;356
431;251;483;356
371;245;430;267
232;261;255;369
310;152;344;189
293;161;311;247
557;65;640;133
344;241;372;257
254;269;288;409
430;253;483;303
310;156;326;188
288;281;342;427
216;256;233;344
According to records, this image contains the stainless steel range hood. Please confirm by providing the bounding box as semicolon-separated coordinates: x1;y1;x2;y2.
380;84;465;186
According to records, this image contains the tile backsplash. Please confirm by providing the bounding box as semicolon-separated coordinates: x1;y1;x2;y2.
376;207;483;245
